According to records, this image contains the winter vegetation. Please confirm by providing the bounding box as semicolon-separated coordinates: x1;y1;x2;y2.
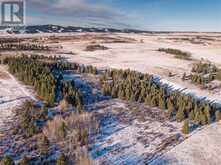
0;56;100;164
100;69;220;127
0;43;49;51
182;61;221;90
1;32;221;164
85;44;109;52
5;55;83;108
158;48;192;60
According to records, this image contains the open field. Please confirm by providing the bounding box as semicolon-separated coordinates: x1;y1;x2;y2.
151;121;221;165
1;32;221;164
90;100;184;164
16;32;220;103
0;66;35;133
62;72;185;164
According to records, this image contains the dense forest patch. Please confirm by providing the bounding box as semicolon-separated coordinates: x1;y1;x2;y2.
100;68;221;127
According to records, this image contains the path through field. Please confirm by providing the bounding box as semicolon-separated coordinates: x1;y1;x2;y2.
0;66;36;132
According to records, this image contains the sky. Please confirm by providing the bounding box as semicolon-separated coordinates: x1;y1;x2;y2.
26;0;221;32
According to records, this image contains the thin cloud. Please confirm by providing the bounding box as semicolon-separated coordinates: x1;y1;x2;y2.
28;0;122;19
27;0;131;28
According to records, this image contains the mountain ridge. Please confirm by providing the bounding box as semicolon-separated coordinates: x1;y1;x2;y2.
0;25;149;34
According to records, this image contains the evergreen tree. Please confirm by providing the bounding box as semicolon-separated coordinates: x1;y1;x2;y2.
200;112;207;125
176;109;185;122
194;111;201;124
204;105;211;124
182;120;189;134
159;97;166;110
215;111;221;122
150;97;158;107
145;95;151;105
19;156;29;165
189;110;195;121
56;153;67;165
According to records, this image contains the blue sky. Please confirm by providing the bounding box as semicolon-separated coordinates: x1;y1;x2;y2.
27;0;221;31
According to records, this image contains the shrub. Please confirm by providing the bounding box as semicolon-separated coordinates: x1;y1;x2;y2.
85;44;108;51
43;112;98;163
76;147;93;165
38;136;50;156
60;99;69;111
19;156;29;165
43;116;66;141
0;156;14;165
26;125;37;137
56;153;68;165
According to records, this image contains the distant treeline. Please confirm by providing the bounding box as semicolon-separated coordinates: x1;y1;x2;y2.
0;43;49;51
158;48;192;60
101;69;221;125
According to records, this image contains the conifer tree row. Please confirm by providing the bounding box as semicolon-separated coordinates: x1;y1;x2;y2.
100;69;220;125
6;55;83;108
0;43;49;51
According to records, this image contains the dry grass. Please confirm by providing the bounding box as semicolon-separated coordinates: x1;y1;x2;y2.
43;112;99;163
43;115;65;141
59;99;70;112
0;71;10;79
76;147;94;165
43;112;98;141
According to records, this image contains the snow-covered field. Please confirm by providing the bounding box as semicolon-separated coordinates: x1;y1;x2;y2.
89;99;184;164
48;33;221;104
1;32;221;164
151;122;221;165
0;66;36;132
50;33;221;165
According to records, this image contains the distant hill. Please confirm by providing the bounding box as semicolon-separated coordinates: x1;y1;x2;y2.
0;25;148;34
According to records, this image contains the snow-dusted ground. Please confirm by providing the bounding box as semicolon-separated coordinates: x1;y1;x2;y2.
89;100;184;164
2;32;221;164
52;33;221;165
151;122;221;165
0;66;36;132
47;33;221;104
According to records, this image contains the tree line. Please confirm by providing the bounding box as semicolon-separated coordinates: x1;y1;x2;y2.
0;43;49;51
158;48;192;60
4;55;221;126
100;69;221;125
5;55;83;108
